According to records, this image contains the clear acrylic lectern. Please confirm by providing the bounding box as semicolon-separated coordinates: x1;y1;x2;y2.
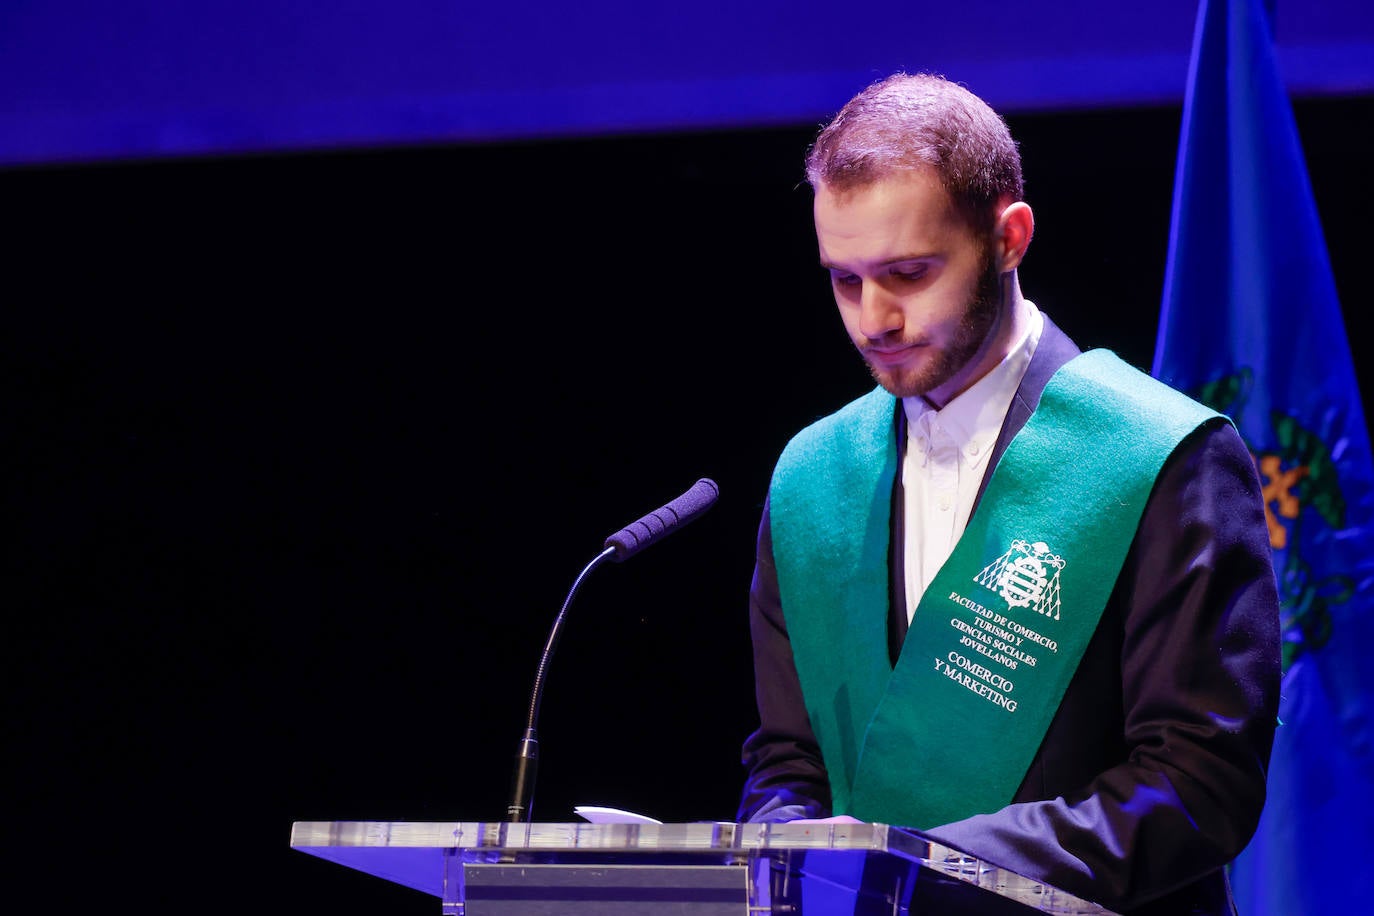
290;820;1120;915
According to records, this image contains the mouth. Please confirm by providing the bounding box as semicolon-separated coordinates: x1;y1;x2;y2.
864;342;924;368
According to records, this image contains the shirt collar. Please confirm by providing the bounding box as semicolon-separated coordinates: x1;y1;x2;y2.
902;302;1044;470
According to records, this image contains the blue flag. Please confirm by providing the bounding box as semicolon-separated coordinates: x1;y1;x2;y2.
1151;1;1374;911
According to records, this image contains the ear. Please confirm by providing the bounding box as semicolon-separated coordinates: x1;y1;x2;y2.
994;201;1034;271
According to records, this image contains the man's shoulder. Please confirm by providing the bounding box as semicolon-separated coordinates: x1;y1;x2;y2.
786;385;895;451
769;386;899;492
1059;349;1221;428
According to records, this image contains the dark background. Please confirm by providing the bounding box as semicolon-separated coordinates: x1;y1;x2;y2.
7;95;1371;914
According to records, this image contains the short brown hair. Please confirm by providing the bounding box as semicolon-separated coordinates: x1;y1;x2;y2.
805;72;1023;235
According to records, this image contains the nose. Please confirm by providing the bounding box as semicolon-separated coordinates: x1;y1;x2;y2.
858;282;904;341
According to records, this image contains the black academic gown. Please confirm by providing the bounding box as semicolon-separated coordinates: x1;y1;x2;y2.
738;314;1281;915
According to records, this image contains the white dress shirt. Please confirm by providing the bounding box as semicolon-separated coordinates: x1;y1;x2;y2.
901;303;1044;622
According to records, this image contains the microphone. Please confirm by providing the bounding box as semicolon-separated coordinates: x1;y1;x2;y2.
506;478;719;823
602;477;720;561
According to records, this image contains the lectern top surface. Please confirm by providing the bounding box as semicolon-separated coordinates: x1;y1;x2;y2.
289;820;1119;914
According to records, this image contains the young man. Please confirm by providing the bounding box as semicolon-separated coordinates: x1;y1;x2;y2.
737;72;1280;915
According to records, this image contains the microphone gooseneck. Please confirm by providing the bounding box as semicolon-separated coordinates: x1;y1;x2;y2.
505;478;719;823
506;545;614;823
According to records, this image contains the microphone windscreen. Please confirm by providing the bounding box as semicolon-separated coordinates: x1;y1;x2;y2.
603;478;719;562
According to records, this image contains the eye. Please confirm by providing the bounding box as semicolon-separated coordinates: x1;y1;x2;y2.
829;270;861;288
892;264;928;282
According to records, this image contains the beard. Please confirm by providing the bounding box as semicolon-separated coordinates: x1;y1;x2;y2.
864;246;1003;400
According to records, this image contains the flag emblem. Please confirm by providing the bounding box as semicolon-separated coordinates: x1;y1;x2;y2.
1191;368;1352;669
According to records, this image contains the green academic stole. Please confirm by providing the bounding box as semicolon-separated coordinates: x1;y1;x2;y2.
769;349;1221;828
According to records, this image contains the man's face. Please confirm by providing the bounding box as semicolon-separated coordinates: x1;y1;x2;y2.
814;169;1002;403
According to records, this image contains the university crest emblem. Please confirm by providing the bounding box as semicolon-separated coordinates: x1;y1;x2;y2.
974;539;1066;620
